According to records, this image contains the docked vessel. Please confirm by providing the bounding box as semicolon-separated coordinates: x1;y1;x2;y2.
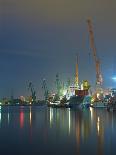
107;94;116;111
47;53;92;109
81;95;91;108
47;54;91;108
90;101;107;108
48;96;70;108
68;89;90;108
107;104;116;111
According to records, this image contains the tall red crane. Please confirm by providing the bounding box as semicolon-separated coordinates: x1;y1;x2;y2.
87;18;103;87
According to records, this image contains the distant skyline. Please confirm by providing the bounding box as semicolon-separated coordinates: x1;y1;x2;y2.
0;0;116;99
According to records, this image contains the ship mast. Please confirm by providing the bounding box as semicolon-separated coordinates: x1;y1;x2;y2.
75;54;79;89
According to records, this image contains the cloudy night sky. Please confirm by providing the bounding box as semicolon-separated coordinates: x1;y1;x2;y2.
0;0;116;99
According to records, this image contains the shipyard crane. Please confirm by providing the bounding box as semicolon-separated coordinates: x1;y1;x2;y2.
87;19;103;87
42;79;49;101
28;82;36;103
55;73;62;96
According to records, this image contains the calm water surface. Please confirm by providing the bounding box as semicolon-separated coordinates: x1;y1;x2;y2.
0;105;116;155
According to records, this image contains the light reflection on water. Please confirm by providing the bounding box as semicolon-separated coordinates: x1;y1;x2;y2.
20;108;24;128
68;108;71;134
29;107;32;126
0;106;116;155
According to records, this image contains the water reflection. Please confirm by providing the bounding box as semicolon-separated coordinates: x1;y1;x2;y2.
8;111;9;125
49;108;53;127
90;107;94;122
29;107;32;126
68;108;71;134
20;109;24;128
47;108;107;155
97;117;104;155
75;112;81;155
97;116;100;135
0;106;116;155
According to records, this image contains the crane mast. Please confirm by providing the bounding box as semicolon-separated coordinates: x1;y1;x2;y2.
87;19;102;86
28;82;36;103
75;54;79;88
42;79;49;101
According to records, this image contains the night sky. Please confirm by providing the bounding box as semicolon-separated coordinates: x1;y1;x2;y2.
0;0;116;99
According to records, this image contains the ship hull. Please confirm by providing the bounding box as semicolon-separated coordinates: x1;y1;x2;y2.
68;95;84;108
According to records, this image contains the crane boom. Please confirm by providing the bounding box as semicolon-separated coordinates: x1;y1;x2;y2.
87;18;102;86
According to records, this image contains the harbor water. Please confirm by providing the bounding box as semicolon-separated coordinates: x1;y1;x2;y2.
0;105;116;155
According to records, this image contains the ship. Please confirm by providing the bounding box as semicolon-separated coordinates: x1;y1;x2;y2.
68;54;91;108
68;85;90;108
47;54;91;108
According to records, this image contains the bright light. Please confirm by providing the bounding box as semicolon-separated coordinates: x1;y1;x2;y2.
63;90;67;96
112;77;116;81
91;97;95;103
97;93;100;99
